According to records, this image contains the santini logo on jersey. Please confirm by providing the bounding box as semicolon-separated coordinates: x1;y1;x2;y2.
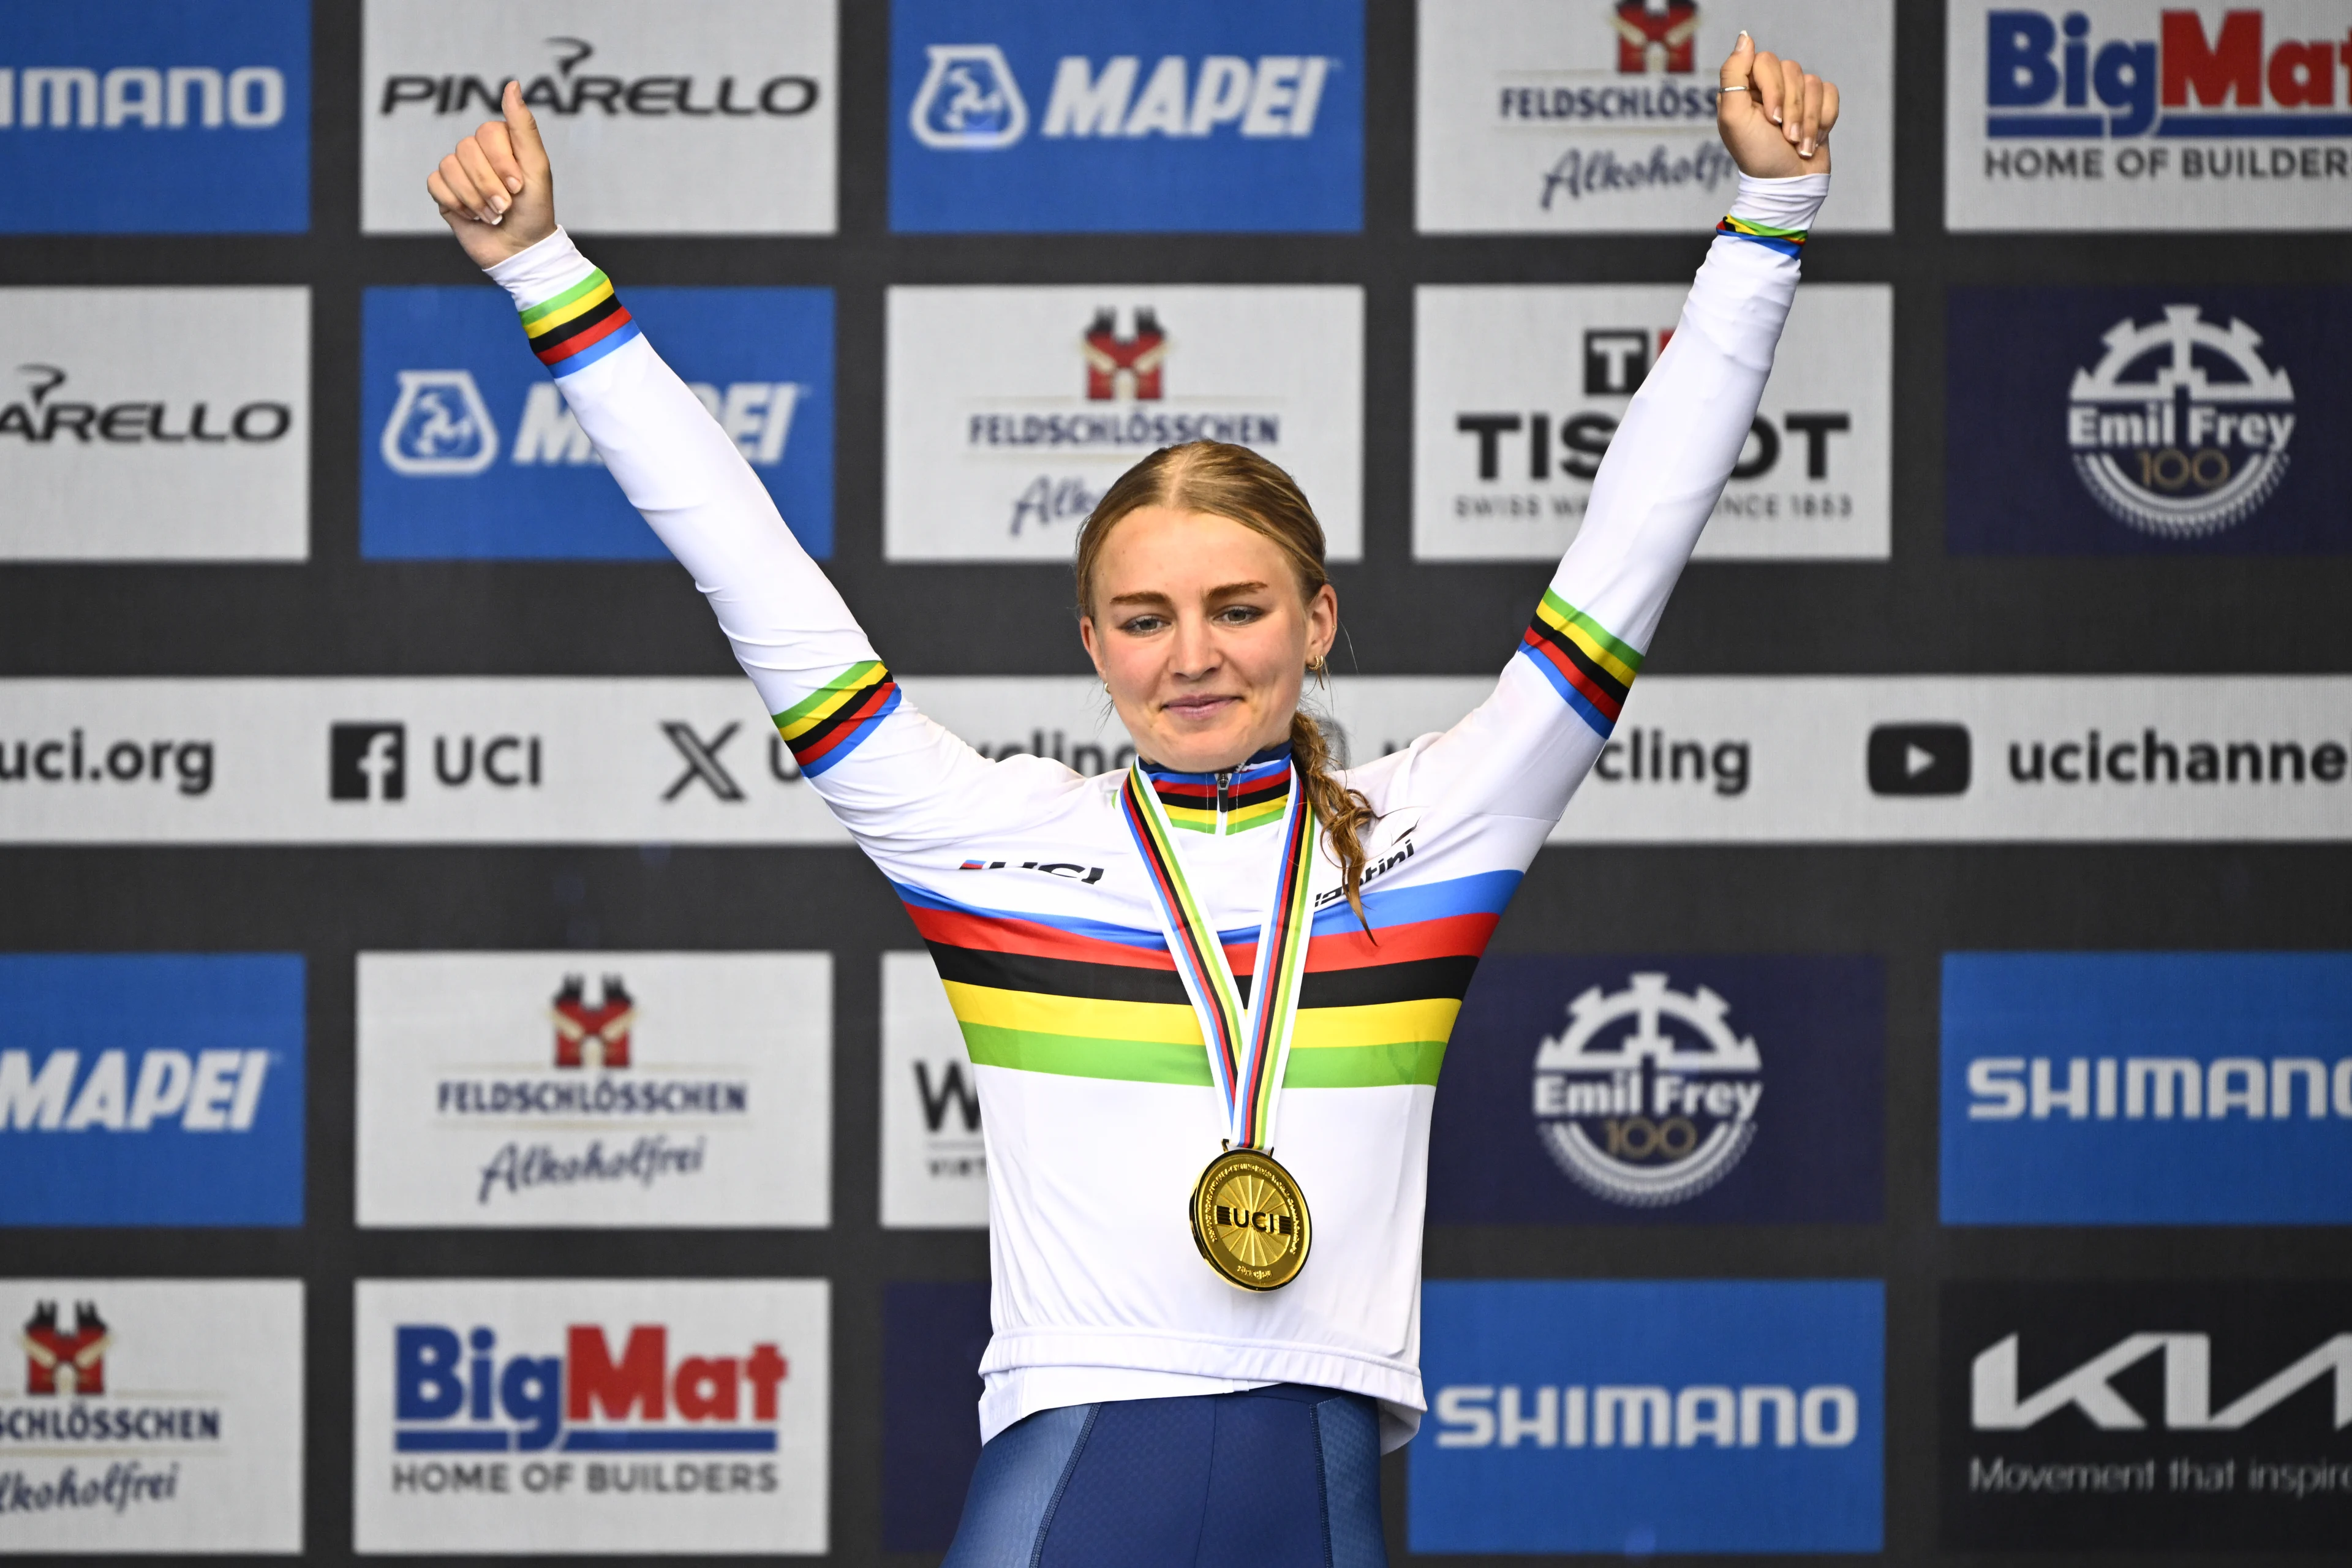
911;48;1336;148
0;1049;270;1134
1985;9;2352;138
395;1323;787;1453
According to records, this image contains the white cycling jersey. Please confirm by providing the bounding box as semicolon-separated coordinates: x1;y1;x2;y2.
486;172;1828;1450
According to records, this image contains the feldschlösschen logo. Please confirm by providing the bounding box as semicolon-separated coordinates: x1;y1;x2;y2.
2067;304;2294;539
1532;971;1762;1206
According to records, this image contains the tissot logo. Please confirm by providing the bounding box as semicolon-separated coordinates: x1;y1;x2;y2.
1868;722;1972;796
378;36;818;120
1942;1281;2352;1550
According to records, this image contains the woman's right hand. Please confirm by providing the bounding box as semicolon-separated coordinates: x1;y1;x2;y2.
425;80;558;267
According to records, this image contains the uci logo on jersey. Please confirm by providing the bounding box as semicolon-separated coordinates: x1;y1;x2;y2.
888;0;1364;232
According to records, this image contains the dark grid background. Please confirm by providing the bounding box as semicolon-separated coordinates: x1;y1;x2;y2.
2;2;2348;1564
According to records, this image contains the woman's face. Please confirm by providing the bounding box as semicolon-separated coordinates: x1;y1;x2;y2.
1079;505;1338;775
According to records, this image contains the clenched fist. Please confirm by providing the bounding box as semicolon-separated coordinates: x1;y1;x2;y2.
1716;32;1838;178
426;80;559;266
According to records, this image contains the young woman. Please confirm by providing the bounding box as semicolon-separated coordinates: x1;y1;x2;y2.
428;34;1836;1566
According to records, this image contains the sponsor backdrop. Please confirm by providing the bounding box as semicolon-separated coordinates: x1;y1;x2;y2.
2;1;2348;1565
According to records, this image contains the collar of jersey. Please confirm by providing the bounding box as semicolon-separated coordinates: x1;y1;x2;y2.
1136;743;1293;835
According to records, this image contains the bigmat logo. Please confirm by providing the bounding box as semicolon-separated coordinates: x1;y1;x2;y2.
355;1280;828;1553
1943;952;2352;1223
1943;1282;2352;1549
362;0;835;235
1416;0;1891;233
1429;955;1883;1224
886;285;1362;560
1414;1280;1883;1553
0;1280;303;1551
1414;283;1890;560
1948;1;2352;228
356;953;834;1228
363;286;833;559
1950;287;2350;554
0;0;307;233
880;953;989;1229
0;288;308;561
890;0;1363;232
0;955;303;1226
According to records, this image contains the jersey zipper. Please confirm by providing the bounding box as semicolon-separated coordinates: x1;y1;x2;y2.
1215;769;1233;836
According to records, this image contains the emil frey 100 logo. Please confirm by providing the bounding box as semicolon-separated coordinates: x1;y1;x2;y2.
2067;304;2294;539
1531;972;1763;1205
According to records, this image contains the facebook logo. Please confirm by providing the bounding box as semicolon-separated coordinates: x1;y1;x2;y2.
361;286;834;560
331;723;406;802
0;0;309;233
891;0;1363;232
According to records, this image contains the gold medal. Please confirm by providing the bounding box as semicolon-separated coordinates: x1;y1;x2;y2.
1189;1147;1311;1291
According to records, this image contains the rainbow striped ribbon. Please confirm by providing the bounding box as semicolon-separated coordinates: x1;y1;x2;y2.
1120;761;1318;1153
518;268;642;377
1714;214;1806;258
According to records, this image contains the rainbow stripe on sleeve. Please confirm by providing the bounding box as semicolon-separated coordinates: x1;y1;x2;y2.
518;269;641;376
1518;589;1640;737
773;660;900;777
1714;214;1806;257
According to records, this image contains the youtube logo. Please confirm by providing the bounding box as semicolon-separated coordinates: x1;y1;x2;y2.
1868;723;1970;796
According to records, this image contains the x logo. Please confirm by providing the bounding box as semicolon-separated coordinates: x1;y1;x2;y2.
661;720;745;802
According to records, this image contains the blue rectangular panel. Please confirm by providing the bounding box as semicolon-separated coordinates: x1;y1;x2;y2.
1942;952;2352;1224
881;1280;992;1553
0;954;304;1226
1947;288;2351;554
0;0;309;233
1412;1280;1884;1555
890;0;1362;233
1428;955;1883;1224
362;286;834;560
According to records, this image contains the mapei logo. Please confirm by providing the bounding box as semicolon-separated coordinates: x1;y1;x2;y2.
0;1047;271;1134
379;36;820;120
1531;972;1762;1206
552;976;634;1069
0;63;287;131
1083;308;1166;400
1614;1;1702;74
2066;303;2293;538
1985;8;2352;139
394;1322;788;1452
380;369;804;478
911;45;1337;148
1972;1330;2352;1430
0;363;293;446
21;1302;108;1395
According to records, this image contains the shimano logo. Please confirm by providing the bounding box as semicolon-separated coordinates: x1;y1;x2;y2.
1972;1331;2352;1431
0;66;285;130
1434;1381;1858;1449
1967;1053;2352;1121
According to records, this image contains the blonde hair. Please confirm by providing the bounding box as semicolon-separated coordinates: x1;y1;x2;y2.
1074;441;1377;928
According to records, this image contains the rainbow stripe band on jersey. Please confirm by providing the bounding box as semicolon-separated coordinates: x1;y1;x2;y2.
1518;589;1640;737
519;269;641;376
1121;763;1317;1152
1146;751;1293;835
1714;214;1806;257
774;660;900;777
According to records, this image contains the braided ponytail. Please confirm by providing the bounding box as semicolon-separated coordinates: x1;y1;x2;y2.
1075;441;1379;927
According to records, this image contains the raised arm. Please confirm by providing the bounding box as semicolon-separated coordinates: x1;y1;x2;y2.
427;86;1020;849
1397;35;1836;826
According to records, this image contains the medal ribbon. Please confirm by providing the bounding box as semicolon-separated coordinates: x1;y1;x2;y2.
1121;762;1318;1153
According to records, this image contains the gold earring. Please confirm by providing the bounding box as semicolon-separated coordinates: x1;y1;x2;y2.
1307;655;1329;679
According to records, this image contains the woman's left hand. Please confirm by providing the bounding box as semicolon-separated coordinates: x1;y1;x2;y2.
1716;31;1837;177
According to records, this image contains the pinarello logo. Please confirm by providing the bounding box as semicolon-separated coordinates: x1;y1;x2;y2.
22;1301;109;1396
396;1323;788;1453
